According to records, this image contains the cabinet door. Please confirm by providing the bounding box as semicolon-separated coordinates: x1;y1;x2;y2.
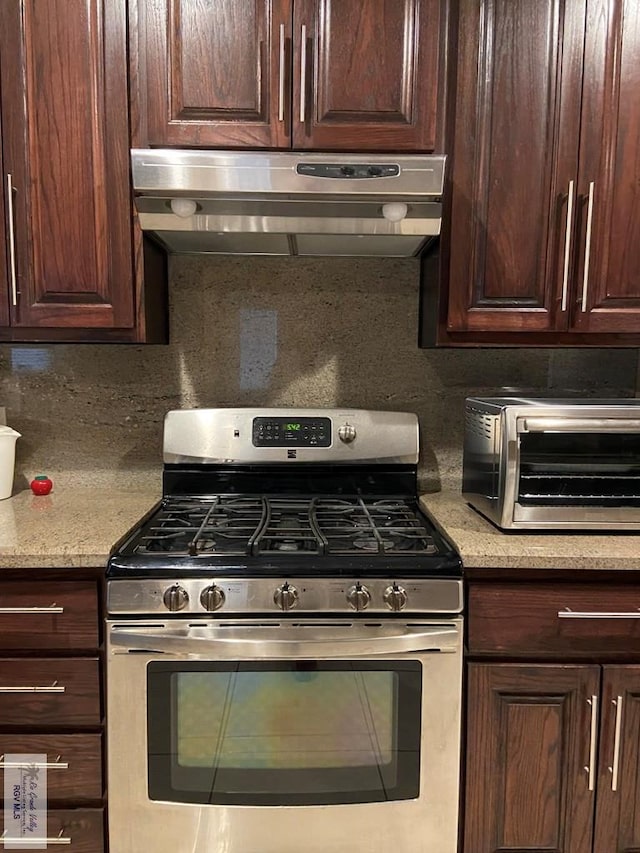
446;0;586;334
0;0;135;330
593;666;640;852
292;0;440;151
570;0;640;333
464;663;598;853
137;0;292;148
0;116;9;328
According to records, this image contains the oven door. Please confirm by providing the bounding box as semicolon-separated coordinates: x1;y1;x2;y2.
106;619;462;853
511;415;640;528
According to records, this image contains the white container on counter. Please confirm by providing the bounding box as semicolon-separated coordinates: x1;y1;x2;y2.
0;426;20;500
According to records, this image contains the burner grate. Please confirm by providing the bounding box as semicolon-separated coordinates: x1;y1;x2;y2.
133;495;437;557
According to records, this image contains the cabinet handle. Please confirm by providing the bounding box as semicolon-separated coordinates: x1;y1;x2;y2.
0;756;69;769
585;694;598;791
299;24;307;123
560;180;575;312
1;832;71;845
278;23;285;122
609;695;623;792
0;605;64;614
558;609;640;619
6;173;18;307
580;181;595;312
0;682;65;694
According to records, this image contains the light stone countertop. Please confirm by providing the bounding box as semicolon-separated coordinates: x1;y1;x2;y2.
0;481;160;568
1;481;640;571
420;491;640;571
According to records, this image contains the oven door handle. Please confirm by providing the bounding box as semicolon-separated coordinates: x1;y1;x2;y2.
109;624;461;658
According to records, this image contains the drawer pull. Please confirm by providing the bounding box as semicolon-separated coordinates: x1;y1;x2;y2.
1;830;71;845
0;605;64;614
0;754;69;770
609;695;623;792
0;681;65;694
585;694;598;791
558;608;640;619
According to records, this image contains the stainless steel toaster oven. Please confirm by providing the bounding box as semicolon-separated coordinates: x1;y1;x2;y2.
462;397;640;530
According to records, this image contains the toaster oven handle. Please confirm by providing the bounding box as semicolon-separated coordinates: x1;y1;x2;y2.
521;417;640;433
109;624;461;658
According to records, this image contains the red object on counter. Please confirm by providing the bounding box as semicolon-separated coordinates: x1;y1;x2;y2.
30;475;53;495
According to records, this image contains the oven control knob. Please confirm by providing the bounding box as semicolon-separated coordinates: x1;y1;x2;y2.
346;583;371;611
274;583;299;611
163;584;189;612
200;584;225;612
338;423;357;444
383;584;408;612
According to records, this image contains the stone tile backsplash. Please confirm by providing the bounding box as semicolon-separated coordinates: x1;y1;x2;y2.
1;255;638;492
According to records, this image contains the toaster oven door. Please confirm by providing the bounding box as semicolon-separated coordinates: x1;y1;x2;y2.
513;417;640;528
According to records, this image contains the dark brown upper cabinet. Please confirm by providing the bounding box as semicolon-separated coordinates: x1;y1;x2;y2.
0;0;167;343
427;0;640;346
133;0;442;152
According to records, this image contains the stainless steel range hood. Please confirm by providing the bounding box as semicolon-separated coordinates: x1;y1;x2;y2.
131;150;445;257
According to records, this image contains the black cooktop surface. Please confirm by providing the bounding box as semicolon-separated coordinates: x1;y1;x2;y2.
108;494;462;579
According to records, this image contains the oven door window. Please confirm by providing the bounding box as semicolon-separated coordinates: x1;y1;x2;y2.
518;431;640;506
147;660;421;806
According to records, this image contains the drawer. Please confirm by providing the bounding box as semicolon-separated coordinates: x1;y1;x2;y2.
468;583;640;656
0;734;102;802
0;582;98;650
0;659;100;726
1;808;104;852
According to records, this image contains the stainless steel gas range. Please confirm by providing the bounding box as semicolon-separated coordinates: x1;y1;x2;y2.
106;408;463;853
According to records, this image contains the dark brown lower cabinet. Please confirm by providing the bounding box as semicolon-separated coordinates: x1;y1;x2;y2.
465;663;598;853
465;581;640;853
0;574;105;851
593;667;640;852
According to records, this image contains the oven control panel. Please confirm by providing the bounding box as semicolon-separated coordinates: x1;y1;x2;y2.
252;417;331;447
107;577;464;616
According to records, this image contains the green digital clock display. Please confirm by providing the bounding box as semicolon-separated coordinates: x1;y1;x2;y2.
286;423;301;431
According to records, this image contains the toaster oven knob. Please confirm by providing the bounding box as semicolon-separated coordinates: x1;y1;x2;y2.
338;423;357;444
274;583;299;611
200;584;225;612
346;583;371;611
383;584;408;612
163;584;189;612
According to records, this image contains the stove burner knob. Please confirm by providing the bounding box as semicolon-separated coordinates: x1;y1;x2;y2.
274;583;299;611
346;583;371;611
384;584;408;612
338;423;357;444
200;584;225;612
163;584;189;612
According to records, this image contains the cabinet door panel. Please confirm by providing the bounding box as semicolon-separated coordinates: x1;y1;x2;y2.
138;0;291;148
464;663;597;853
593;666;640;852
469;583;640;656
0;659;100;726
0;809;104;853
0;581;99;651
0;734;102;802
0;120;9;327
572;0;640;332
292;0;440;150
447;0;585;334
0;0;135;329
